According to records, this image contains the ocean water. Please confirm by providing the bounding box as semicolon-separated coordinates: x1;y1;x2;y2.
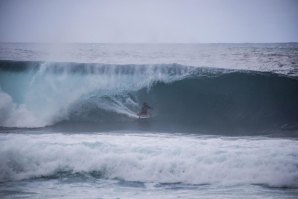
0;43;298;198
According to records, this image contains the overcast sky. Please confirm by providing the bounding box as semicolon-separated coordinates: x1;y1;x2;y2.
0;0;297;43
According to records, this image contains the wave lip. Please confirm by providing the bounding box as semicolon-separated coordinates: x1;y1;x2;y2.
1;60;298;134
0;61;198;128
1;134;298;188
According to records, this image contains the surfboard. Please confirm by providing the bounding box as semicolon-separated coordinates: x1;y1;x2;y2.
137;114;150;119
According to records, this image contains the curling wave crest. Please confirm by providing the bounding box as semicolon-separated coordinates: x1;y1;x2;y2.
0;60;298;134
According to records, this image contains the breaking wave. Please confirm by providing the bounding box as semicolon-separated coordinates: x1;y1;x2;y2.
0;60;298;134
0;133;297;188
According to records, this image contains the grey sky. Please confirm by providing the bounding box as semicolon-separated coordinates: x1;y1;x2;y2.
0;0;297;43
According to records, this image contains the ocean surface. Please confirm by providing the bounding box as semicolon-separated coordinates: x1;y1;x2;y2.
0;43;298;198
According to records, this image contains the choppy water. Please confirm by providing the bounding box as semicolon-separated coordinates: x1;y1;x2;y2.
1;43;298;75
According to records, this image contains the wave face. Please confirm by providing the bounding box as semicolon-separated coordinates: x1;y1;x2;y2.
1;133;298;188
1;60;298;134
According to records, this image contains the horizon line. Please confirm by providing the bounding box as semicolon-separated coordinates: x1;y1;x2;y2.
1;41;298;44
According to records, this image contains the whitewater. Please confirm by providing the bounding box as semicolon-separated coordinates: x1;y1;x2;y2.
0;43;298;199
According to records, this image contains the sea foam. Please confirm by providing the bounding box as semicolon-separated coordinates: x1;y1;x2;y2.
0;133;297;188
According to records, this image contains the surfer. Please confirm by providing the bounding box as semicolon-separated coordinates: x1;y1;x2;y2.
138;102;152;118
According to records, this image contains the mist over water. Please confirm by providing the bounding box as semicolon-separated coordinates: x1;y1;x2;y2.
1;43;298;199
0;43;298;134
